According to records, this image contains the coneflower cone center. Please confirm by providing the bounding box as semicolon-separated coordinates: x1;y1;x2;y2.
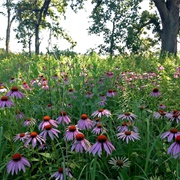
97;124;102;128
0;86;4;89
125;131;131;135
30;132;38;137
173;114;179;118
176;136;180;144
27;118;31;121
12;153;21;161
44;124;52;130
58;167;63;173
43;116;51;121
81;114;88;120
116;160;124;167
60;111;67;116
124;112;131;116
11;86;18;91
20;133;25;137
153;88;159;92
76;134;84;141
158;110;166;116
69;125;76;132
170;128;178;133
97;135;107;143
1;96;8;101
95;118;100;122
108;90;113;93
98;109;104;112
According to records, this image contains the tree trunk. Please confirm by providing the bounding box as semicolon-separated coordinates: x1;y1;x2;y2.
153;0;180;55
35;24;40;54
6;7;11;53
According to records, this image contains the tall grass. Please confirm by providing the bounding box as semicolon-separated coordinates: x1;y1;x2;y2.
0;53;180;179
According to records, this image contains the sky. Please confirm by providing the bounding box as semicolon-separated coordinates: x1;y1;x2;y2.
0;0;169;54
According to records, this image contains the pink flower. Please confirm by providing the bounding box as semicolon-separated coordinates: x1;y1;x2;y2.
92;124;107;135
160;128;180;142
38;116;58;130
6;86;24;99
89;135;115;157
118;112;137;121
7;153;30;175
0;96;14;108
56;111;71;125
167;135;180;159
150;88;161;97
91;108;111;118
25;132;45;148
71;133;91;153
23;118;36;127
22;82;31;90
77;114;93;130
14;132;29;142
117;131;140;143
64;125;80;141
52;167;73;179
40;124;60;140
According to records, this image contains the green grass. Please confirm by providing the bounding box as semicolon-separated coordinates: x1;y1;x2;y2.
0;53;180;179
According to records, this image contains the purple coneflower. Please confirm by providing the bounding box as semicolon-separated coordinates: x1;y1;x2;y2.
92;118;101;127
64;125;79;141
160;128;180;142
166;110;180;123
0;96;14;108
117;131;140;143
16;110;24;120
14;132;29;142
153;110;167;119
85;91;94;98
106;89;117;97
42;84;49;90
40;124;60;140
108;156;131;170
10;77;15;83
100;94;107;101
25;132;45;148
89;135;115;157
98;100;107;106
157;65;164;71
38;116;58;130
6;86;25;99
91;108;111;118
92;124;107;135
0;85;7;92
71;133;91;153
52;167;73;180
150;88;161;97
77;114;93;130
7;153;30;175
22;82;31;90
106;71;114;78
52;74;58;79
117;121;138;133
118;112;137;121
158;104;166;109
167;135;180;159
56;111;71;125
23;118;36;127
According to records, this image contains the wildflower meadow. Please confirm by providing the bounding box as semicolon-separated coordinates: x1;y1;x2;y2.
0;53;180;180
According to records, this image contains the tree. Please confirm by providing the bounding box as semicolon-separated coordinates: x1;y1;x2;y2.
152;0;180;55
3;0;16;53
88;0;142;56
15;0;75;54
88;0;180;55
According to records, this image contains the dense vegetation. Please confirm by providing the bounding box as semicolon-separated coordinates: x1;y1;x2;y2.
0;53;180;179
